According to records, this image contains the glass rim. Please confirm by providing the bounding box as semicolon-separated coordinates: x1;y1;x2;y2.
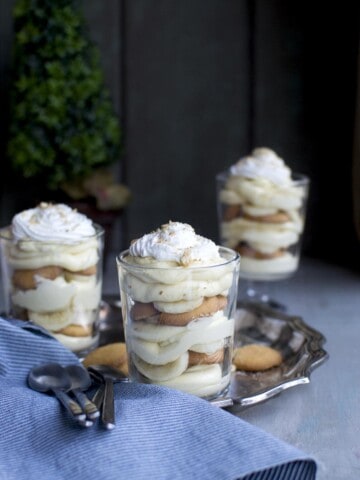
216;170;310;185
116;245;240;271
0;222;105;243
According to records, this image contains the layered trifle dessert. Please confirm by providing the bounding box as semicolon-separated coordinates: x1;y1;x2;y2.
217;148;309;280
117;222;240;399
0;203;104;353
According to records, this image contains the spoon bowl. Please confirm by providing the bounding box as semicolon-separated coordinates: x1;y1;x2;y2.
65;365;100;420
29;363;71;392
28;363;85;422
66;364;92;389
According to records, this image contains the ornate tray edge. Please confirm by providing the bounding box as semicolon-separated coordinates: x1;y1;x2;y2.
226;302;329;410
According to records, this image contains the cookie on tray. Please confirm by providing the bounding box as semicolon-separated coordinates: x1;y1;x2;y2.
233;344;282;371
83;342;128;375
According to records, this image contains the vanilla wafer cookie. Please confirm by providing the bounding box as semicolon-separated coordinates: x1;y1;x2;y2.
233;344;282;371
83;342;128;375
12;266;64;290
158;295;228;326
188;348;224;366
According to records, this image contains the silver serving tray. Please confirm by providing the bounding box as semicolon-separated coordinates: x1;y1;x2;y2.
225;301;328;410
100;298;328;410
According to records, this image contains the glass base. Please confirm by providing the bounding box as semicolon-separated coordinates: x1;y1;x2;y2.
238;280;288;312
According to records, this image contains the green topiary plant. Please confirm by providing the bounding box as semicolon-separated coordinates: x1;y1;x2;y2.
7;0;125;207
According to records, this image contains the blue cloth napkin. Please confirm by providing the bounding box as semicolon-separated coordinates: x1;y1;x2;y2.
0;317;316;480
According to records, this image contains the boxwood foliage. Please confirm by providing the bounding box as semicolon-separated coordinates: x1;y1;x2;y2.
7;0;122;190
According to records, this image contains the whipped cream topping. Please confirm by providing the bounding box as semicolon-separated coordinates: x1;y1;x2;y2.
12;203;96;244
229;147;292;186
129;222;223;266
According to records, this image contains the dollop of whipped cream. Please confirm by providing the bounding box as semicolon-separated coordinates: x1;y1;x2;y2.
12;203;96;244
229;147;292;186
129;222;223;266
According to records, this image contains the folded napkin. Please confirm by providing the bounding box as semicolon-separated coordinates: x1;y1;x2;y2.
0;317;316;480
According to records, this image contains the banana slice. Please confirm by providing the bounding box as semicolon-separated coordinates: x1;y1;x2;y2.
242;204;278;217
125;272;233;303
237;178;303;210
132;352;189;381
158;364;226;397
131;316;234;365
153;297;203;314
219;188;245;205
130;322;187;342
190;339;224;354
28;309;72;331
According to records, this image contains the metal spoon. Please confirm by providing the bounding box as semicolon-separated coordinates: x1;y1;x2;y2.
65;364;100;420
91;381;106;411
87;365;129;430
28;363;86;423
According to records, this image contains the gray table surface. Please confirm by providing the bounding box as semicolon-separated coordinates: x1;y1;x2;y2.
105;255;360;480
234;258;360;480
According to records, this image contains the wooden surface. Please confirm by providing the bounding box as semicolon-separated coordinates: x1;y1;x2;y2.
123;0;251;242
0;0;359;268
103;254;360;480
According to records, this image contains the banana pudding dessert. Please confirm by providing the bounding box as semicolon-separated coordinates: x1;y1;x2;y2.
217;148;309;280
117;222;240;399
0;203;104;353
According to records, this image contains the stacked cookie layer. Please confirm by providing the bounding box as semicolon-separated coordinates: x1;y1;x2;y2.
1;203;103;353
118;222;239;398
218;148;308;280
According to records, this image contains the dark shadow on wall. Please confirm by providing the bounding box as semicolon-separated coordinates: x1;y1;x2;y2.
0;0;359;270
300;3;360;270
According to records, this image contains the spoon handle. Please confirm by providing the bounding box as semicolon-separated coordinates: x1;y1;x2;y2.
53;388;86;422
74;389;100;420
102;378;115;429
91;383;105;410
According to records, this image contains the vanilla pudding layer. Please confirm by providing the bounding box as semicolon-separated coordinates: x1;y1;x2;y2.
130;347;232;397
10;268;101;342
221;216;303;253
123;262;234;305
239;254;299;277
10;270;101;346
130;312;233;366
123;274;234;396
128;312;234;395
4;203;103;352
13;275;101;330
221;176;303;211
12;275;100;313
6;237;99;271
218;149;307;278
119;222;238;398
158;366;231;397
51;332;99;353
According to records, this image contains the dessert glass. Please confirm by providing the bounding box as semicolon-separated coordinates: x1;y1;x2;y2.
216;171;309;305
117;246;240;400
0;224;104;355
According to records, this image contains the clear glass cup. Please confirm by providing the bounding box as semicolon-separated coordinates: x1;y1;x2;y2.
116;247;240;400
216;171;309;305
0;224;104;356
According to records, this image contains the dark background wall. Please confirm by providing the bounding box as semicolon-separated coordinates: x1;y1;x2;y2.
1;0;359;270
